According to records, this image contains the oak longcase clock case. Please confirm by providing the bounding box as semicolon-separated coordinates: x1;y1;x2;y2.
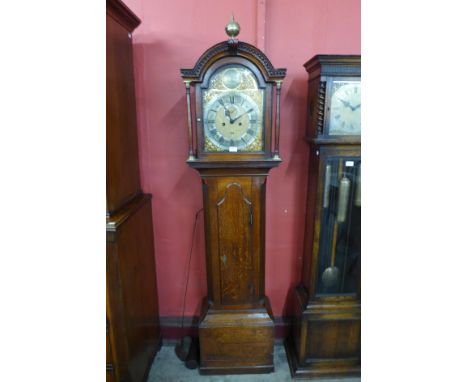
181;17;286;375
285;55;361;379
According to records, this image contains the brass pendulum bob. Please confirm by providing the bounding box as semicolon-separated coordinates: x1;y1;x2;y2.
322;219;340;289
322;162;351;288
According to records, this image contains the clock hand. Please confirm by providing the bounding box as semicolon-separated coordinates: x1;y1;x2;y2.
221;105;235;123
352;104;361;111
338;98;352;109
231;108;253;123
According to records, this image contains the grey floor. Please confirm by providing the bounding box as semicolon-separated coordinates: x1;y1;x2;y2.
147;345;361;382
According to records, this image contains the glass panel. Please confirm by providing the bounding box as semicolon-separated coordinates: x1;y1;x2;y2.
202;64;264;152
316;157;361;295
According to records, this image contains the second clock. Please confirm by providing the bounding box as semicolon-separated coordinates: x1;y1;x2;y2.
285;55;361;379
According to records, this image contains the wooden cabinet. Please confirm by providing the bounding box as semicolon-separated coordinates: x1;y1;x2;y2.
106;0;141;215
285;55;361;379
106;1;161;381
107;195;161;382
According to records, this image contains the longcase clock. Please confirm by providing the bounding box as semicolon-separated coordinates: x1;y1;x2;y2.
285;55;361;379
181;17;286;375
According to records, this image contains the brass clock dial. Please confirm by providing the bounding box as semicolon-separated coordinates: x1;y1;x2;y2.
329;80;361;136
202;64;264;152
204;92;259;151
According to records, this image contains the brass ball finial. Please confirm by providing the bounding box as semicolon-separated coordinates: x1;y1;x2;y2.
225;14;240;39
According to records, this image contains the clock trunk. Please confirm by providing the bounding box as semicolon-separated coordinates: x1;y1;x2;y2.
197;168;275;374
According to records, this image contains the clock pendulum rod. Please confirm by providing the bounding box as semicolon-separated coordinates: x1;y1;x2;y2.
184;80;196;161
322;218;340;289
273;80;282;159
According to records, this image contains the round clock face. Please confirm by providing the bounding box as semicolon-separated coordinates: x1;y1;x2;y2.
329;81;361;136
204;92;260;151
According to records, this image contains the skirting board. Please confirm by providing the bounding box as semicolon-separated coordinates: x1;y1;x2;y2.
160;316;290;344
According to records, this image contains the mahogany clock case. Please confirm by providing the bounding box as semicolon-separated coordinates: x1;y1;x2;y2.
285;55;361;379
181;32;286;375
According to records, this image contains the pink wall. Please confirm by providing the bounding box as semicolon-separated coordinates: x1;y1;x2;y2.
124;0;360;317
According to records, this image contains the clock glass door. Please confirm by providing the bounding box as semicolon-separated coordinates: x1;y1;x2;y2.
317;156;361;295
202;64;264;152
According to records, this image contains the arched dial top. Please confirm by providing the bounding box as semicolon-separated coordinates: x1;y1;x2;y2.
180;37;286;166
181;40;286;83
203;64;264;152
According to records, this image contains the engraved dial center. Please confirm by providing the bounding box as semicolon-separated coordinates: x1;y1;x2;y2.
204;92;259;150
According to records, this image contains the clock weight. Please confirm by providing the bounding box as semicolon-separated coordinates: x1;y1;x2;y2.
337;171;351;223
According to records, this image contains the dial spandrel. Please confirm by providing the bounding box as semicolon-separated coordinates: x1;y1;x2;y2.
202;64;264;152
329;80;361;136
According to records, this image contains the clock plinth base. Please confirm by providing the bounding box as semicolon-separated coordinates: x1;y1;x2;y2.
198;297;275;375
285;285;360;379
284;336;360;379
